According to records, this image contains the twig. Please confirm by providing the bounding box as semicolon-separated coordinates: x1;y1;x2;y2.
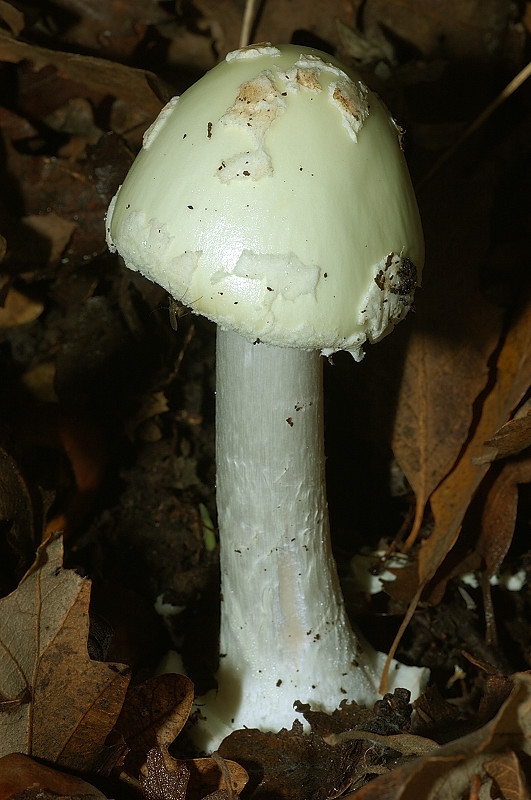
416;58;531;191
379;584;423;694
239;0;258;48
324;728;439;756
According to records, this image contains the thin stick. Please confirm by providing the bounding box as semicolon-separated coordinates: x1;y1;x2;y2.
379;584;423;695
239;0;257;48
417;58;531;191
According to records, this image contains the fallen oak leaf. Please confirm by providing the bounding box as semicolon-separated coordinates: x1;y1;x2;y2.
0;534;131;773
115;673;195;778
140;748;247;800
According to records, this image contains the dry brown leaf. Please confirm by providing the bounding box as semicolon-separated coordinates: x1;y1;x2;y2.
0;282;44;328
116;673;195;777
422;293;531;592
391;171;503;551
0;752;107;800
476;407;531;464
381;293;530;689
474;454;531;646
141;747;190;800
341;672;531;799
0;535;130;773
480;456;531;581
219;721;358;800
186;757;248;800
139;747;247;800
0;28;167;116
484;749;530;800
0;0;24;36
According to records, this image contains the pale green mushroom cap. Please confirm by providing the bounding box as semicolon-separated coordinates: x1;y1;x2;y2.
106;44;424;359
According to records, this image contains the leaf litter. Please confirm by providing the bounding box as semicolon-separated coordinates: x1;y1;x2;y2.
0;0;530;798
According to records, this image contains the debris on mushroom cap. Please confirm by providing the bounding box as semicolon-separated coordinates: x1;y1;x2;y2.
106;44;424;359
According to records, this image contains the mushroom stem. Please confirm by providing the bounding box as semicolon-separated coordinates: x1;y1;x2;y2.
191;328;426;750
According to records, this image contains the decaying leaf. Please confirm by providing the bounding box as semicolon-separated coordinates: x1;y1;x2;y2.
0;535;130;773
139;747;247;800
219;720;358;800
116;673;195;777
141;747;190;800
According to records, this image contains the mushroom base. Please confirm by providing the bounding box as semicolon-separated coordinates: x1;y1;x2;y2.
190;329;428;751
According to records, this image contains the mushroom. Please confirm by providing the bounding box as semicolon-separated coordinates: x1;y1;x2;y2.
106;44;428;751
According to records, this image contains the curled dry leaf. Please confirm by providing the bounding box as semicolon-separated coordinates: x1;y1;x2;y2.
140;746;247;800
186;756;248;800
116;673;195;777
0;535;130;773
476;405;531;464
